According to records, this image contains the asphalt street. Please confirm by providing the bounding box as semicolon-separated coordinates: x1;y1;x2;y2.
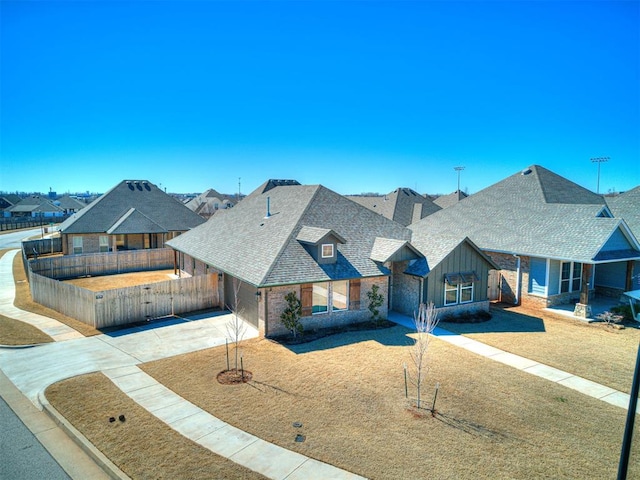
0;396;70;480
0;228;43;249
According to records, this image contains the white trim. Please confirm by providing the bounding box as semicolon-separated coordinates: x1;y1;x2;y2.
544;258;550;296
321;243;334;259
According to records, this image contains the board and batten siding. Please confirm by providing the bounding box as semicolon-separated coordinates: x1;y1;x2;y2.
601;228;633;252
528;257;547;296
424;241;492;308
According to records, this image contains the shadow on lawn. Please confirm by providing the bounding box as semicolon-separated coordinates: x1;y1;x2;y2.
281;323;415;354
440;305;546;335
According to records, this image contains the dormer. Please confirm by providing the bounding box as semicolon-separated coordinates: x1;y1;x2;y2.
297;226;346;264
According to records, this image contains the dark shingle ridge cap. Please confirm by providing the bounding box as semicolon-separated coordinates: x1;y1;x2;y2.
531;165;604;205
258;185;322;285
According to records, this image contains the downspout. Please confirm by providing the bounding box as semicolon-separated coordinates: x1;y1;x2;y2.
513;254;521;305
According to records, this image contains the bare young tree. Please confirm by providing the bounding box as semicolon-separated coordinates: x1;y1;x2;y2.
408;302;439;409
225;278;247;371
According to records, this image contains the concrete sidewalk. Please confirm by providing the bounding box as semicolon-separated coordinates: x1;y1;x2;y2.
0;249;83;341
388;311;637;411
0;248;364;480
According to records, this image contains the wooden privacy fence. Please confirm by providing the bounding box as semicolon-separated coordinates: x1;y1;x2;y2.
29;270;219;329
23;237;63;258
29;248;174;280
26;248;220;329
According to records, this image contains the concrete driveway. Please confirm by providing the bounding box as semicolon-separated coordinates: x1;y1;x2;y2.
0;311;258;407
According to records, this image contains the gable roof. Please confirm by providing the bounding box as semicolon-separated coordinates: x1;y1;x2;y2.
370;237;422;263
185;189;237;217
606;186;640;241
54;195;86;210
406;233;498;277
59;180;205;234
245;179;302;200
167;183;414;287
6;196;64;214
347;188;441;226
410;165;640;263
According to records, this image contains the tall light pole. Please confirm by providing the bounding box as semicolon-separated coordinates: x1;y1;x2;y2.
454;166;465;194
591;157;609;194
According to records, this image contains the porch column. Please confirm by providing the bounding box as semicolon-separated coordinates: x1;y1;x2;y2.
574;263;593;319
626;261;634;291
580;263;592;305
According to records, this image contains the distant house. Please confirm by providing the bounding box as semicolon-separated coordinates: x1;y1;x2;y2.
167;180;494;336
59;180;205;255
185;188;237;219
432;190;469;209
347;188;441;226
0;194;22;211
4;195;65;218
410;165;640;315
53;195;87;215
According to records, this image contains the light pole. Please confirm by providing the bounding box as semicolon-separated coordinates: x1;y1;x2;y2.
591;157;609;194
454;166;465;194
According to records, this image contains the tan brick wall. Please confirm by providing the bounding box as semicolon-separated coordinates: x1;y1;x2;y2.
265;277;388;337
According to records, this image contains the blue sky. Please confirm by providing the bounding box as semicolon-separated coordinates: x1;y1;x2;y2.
1;1;638;196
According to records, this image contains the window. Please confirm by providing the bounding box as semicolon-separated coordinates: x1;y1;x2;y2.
560;262;582;293
445;282;458;305
460;282;474;303
116;234;125;248
308;281;350;314
72;236;83;254
321;243;334;258
99;236;109;253
332;280;349;311
444;271;478;305
312;283;328;314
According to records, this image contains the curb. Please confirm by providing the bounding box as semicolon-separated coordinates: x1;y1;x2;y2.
38;389;130;480
0;342;50;349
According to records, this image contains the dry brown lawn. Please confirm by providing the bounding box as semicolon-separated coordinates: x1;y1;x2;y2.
441;304;640;393
63;270;176;291
0;314;53;345
7;250;100;337
137;326;640;479
46;373;264;480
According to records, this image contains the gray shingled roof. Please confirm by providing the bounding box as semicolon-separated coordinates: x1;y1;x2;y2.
60;180;205;234
167;184;413;287
7;196;64;214
606;186;640;241
347;188;441;226
432;190;469;209
410;165;640;263
296;226;346;245
406;233;498;277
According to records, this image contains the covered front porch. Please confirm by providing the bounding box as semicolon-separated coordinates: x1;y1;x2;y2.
543;294;629;323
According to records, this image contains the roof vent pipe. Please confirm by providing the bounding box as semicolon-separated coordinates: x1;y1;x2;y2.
265;196;271;219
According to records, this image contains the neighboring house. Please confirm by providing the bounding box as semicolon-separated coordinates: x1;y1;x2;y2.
166;180;494;337
347;188;441;226
59;180;205;255
4;195;65;218
410;165;640;315
0;194;22;211
605;186;640;291
185;188;237;219
53;195;87;215
432;190;469;209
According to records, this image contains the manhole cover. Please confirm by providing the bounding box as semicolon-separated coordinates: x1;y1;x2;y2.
292;422;303;428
